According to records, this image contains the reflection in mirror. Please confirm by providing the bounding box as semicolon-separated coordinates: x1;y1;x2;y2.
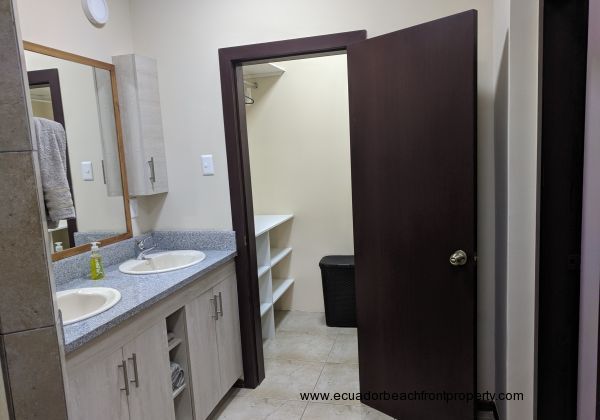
25;50;128;255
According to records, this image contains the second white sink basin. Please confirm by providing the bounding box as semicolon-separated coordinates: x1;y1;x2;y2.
119;250;206;275
57;287;121;325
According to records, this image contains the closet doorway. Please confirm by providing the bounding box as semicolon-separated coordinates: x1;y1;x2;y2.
242;54;354;340
219;11;477;419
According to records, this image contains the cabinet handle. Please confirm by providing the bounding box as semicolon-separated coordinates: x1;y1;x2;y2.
148;157;156;183
210;297;219;320
101;159;107;185
119;360;130;396
217;292;224;317
128;353;140;388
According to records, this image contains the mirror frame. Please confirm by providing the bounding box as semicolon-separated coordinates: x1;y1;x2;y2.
24;41;132;261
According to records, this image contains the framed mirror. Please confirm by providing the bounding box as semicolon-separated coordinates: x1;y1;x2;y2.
23;42;132;261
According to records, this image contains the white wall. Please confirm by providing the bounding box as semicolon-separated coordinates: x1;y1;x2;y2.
246;55;354;312
15;0;133;63
492;0;540;418
24;51;127;234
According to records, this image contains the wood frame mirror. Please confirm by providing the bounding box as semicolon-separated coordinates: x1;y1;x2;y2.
23;41;132;261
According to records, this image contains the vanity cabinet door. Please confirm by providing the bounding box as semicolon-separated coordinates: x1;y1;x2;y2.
122;322;175;420
214;274;244;394
186;288;222;419
66;348;130;420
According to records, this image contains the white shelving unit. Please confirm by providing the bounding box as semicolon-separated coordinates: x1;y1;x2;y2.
254;214;294;340
243;63;286;79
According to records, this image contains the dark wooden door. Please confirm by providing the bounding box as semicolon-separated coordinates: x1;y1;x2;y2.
347;10;477;419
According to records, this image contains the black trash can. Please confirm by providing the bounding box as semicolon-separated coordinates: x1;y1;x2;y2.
319;255;356;327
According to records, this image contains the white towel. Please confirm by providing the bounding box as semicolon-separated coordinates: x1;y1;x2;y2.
33;117;76;228
170;361;185;390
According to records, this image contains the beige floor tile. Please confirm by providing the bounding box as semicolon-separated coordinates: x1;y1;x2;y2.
250;359;325;400
276;311;341;336
328;333;359;364
313;363;361;405
337;327;358;336
228;387;252;398
210;396;307;420
301;402;394;420
263;331;336;362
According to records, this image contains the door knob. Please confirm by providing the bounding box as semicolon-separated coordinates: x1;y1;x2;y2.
449;250;467;266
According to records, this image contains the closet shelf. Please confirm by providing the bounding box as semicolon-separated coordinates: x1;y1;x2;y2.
260;302;273;317
270;248;292;267
243;63;286;79
258;265;270;278
272;278;295;303
172;384;186;399
254;214;293;237
168;338;183;352
254;214;294;341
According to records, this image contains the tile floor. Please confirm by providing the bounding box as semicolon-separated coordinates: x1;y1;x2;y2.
210;310;393;420
210;310;495;420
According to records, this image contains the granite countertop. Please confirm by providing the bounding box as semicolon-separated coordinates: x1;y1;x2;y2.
58;249;236;353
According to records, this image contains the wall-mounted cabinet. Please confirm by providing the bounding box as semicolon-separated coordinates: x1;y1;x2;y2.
113;54;168;196
254;214;294;340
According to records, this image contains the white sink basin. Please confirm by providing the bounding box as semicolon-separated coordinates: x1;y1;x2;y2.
57;287;121;325
119;250;206;275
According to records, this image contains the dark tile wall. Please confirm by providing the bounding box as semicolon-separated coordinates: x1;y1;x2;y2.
0;0;69;418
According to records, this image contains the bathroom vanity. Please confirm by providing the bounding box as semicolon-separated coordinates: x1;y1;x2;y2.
20;40;244;420
59;239;242;420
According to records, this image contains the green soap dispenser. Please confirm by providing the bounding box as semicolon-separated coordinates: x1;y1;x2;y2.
90;242;105;280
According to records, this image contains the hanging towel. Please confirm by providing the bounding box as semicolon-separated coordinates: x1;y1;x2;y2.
170;361;185;390
33;117;76;228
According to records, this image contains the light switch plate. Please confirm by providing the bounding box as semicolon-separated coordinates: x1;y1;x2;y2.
81;161;94;181
201;154;215;176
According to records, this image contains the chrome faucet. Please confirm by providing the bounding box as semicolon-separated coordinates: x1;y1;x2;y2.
136;236;157;260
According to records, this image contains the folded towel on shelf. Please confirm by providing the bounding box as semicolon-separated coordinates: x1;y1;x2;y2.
170;361;185;390
33;117;76;228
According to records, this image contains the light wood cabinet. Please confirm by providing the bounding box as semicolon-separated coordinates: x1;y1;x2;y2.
67;348;130;420
112;54;169;196
186;274;244;418
123;323;175;420
186;289;222;420
65;262;243;420
214;275;244;394
66;323;173;420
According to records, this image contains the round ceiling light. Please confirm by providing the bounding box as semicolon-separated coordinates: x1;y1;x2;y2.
82;0;109;27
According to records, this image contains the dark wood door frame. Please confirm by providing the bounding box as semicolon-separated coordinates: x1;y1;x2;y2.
537;0;589;419
27;68;78;246
218;30;366;388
